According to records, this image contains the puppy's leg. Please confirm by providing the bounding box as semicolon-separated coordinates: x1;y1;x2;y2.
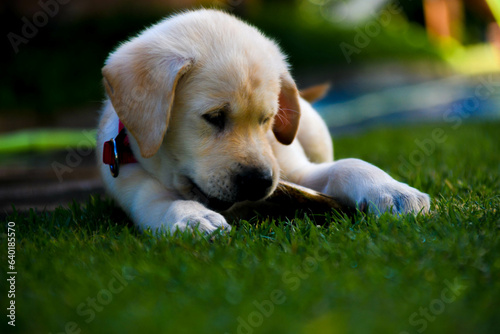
99;163;231;234
272;100;430;214
299;159;429;214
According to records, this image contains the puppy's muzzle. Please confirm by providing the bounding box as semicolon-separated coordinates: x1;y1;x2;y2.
190;167;275;212
235;167;274;202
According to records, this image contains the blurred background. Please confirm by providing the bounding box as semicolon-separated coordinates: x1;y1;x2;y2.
1;0;499;216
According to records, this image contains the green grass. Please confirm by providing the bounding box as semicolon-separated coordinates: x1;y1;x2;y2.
0;129;96;154
2;122;499;334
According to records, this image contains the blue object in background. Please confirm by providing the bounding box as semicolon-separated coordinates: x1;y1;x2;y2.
315;74;500;136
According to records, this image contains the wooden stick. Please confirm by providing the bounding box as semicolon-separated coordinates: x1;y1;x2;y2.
223;180;354;223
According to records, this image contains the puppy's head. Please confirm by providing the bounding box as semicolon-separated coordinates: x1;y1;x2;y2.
102;10;300;210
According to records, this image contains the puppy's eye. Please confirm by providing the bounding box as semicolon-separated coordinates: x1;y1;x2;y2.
261;116;272;125
202;110;226;130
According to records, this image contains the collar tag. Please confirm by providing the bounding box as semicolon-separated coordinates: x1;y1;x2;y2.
102;120;138;178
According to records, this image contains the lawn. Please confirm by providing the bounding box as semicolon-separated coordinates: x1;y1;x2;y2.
1;121;499;334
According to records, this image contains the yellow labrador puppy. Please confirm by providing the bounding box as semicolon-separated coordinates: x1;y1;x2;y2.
97;9;430;233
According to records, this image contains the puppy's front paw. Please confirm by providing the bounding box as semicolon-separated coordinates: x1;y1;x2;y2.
361;182;430;215
321;159;430;215
166;201;231;234
172;211;231;234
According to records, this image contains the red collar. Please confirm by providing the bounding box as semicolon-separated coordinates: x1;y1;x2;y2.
103;120;138;177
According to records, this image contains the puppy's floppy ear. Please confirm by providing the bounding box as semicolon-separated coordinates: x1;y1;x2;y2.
102;54;194;158
273;71;301;145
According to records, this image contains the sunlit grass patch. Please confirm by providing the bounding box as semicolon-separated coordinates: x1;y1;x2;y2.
2;121;499;334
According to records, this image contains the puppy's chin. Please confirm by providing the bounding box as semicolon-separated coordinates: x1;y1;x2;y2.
187;178;235;212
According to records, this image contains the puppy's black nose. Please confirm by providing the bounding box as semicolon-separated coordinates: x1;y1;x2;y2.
235;168;274;201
